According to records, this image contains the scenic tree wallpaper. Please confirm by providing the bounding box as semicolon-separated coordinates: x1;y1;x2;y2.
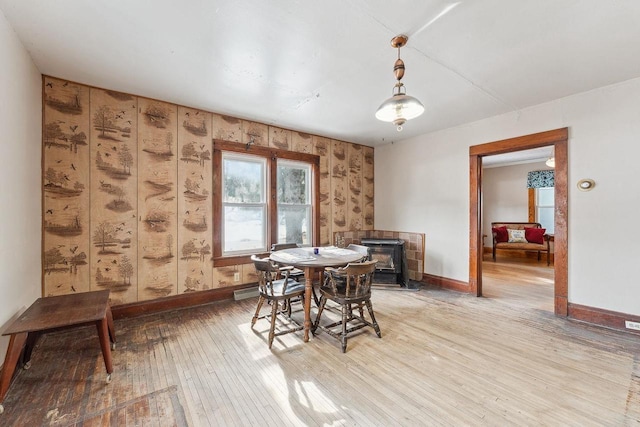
42;76;374;305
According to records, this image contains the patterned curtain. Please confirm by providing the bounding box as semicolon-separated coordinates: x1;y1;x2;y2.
526;170;554;188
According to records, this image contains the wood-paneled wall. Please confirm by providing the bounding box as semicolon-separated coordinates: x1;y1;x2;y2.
42;76;374;305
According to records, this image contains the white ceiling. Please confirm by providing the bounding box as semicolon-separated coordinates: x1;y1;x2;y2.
2;0;640;148
483;146;552;168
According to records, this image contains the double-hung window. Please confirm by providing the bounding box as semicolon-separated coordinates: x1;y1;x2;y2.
222;153;267;255
213;140;319;264
535;187;554;233
277;160;312;245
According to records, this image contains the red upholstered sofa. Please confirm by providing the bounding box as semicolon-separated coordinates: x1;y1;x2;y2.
491;222;551;265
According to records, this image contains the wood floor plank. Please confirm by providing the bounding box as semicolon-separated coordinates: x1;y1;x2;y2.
1;259;638;425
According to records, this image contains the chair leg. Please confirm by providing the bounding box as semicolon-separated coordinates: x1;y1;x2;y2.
268;299;278;349
312;287;321;307
537;250;541;261
312;296;327;334
493;246;496;261
341;304;349;353
312;271;325;306
547;251;550;266
251;295;265;327
285;299;292;317
365;300;382;338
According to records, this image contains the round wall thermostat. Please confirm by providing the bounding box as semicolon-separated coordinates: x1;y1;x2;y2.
577;179;595;191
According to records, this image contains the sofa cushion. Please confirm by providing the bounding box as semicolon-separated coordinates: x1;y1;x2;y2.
492;226;508;243
525;227;546;244
507;229;527;243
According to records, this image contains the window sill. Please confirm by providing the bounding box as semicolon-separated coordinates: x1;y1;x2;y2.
213;253;269;267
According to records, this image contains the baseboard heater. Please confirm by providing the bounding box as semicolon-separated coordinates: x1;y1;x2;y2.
233;287;259;301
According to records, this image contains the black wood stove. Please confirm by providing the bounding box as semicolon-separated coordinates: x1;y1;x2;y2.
360;238;408;286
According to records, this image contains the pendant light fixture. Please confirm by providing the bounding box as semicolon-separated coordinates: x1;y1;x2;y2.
375;35;425;131
545;146;555;168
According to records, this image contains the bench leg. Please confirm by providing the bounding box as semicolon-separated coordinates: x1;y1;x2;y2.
0;332;28;409
95;317;114;382
21;331;42;369
105;305;116;349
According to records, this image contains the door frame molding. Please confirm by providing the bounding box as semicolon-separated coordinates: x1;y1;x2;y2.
469;128;568;315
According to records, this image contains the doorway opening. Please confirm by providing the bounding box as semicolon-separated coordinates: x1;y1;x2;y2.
469;128;568;316
481;150;556;311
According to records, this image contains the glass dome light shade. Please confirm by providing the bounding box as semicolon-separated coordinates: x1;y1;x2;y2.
546;157;555;168
375;93;425;123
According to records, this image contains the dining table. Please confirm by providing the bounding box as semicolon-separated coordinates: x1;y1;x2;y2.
269;246;364;342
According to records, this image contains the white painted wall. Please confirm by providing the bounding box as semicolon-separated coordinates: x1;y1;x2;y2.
375;76;640;316
0;9;42;365
482;161;548;242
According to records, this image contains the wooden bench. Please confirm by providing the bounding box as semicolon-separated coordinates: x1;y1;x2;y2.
491;222;551;265
0;290;116;414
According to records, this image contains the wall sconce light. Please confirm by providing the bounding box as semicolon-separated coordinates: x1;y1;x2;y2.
577;179;595;191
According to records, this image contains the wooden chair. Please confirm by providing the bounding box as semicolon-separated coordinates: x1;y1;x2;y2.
270;242;324;306
271;243;298;251
251;255;306;349
346;243;370;261
322;243;370;302
270;243;305;280
312;260;381;353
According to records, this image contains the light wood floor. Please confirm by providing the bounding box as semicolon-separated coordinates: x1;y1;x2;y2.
2;260;639;426
482;256;555;312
